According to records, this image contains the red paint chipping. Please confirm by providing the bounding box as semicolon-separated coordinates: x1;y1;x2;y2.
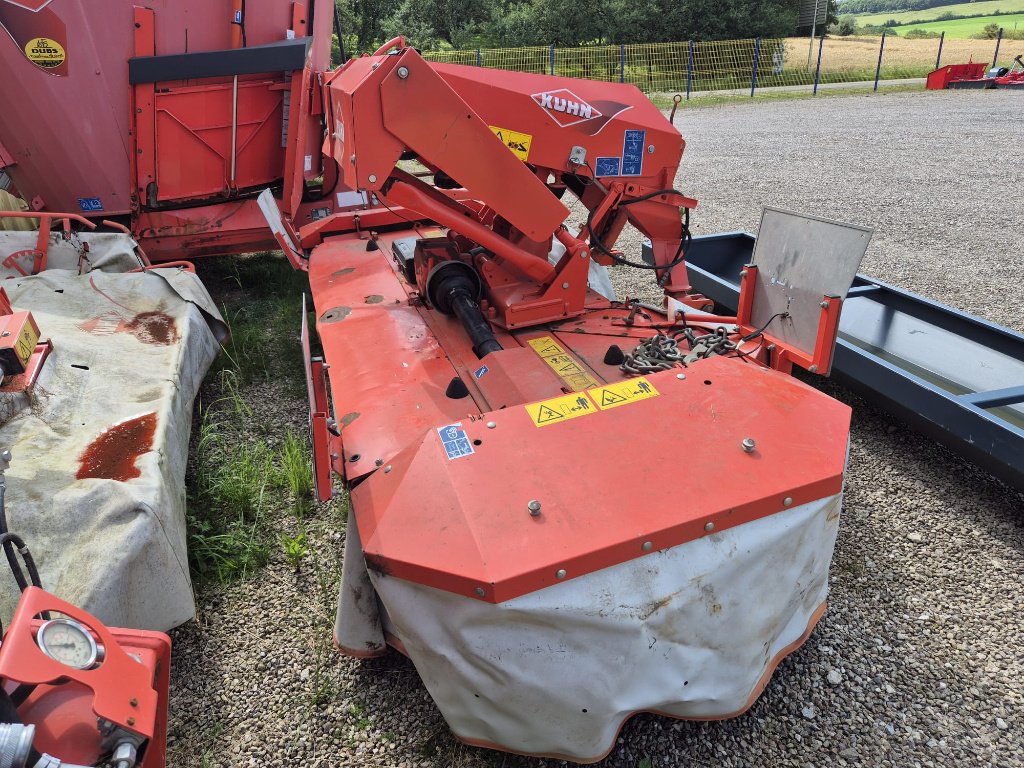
127;312;178;346
77;413;157;481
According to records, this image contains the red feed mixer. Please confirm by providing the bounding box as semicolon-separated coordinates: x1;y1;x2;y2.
1;1;872;763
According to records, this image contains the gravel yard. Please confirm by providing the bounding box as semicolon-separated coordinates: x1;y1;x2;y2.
168;89;1024;768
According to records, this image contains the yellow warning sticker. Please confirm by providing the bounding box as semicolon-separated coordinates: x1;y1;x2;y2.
589;377;660;410
24;37;65;70
489;125;533;163
524;391;596;427
527;335;600;392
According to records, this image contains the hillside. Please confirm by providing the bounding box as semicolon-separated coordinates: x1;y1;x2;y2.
849;0;1024;25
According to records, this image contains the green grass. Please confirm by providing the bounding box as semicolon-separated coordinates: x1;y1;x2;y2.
851;0;1024;26
651;82;922;110
185;251;319;584
898;12;1024;35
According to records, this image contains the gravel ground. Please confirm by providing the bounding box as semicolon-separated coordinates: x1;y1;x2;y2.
168;89;1024;768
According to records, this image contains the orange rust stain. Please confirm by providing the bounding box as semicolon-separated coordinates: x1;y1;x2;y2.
127;311;179;346
77;413;157;481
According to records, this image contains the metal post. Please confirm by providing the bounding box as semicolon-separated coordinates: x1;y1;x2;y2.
807;0;821;68
476;48;481;67
550;45;555;76
620;44;625;83
813;32;825;95
686;40;694;100
751;37;761;97
935;31;944;69
874;32;886;92
993;28;1003;68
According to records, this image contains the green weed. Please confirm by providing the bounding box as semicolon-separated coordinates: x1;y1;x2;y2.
281;531;308;570
281;430;314;503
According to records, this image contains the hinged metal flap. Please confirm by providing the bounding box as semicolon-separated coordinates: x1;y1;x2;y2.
751;207;872;359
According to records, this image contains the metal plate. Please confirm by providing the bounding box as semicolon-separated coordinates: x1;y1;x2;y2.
751;207;872;359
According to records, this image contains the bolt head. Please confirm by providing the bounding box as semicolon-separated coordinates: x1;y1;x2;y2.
820;300;829;309
783;497;793;507
741;437;756;453
474;587;485;597
580;251;589;258
647;144;655;153
368;174;377;184
642;541;653;551
528;499;542;516
808;364;818;373
555;569;567;579
486;421;497;429
704;521;715;532
384;465;392;474
676;373;686;380
561;282;570;289
397;66;410;79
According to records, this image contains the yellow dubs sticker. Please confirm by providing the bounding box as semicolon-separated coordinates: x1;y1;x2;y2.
24;38;65;69
589;377;660;410
524;392;596;427
489;125;533;163
527;335;600;392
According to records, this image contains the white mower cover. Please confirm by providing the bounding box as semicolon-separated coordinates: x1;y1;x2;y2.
361;493;841;763
0;245;225;631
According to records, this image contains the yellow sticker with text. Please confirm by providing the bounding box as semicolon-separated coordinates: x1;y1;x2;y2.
589;377;660;410
489;125;533;163
527;335;600;392
24;38;65;69
524;392;597;427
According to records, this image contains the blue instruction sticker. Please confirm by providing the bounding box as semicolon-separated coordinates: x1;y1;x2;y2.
594;157;621;177
474;365;489;379
621;129;645;176
438;423;474;460
77;197;104;212
234;10;243;22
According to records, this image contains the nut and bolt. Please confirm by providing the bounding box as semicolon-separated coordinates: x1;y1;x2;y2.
741;437;756;453
397;66;410;79
820;300;829;309
528;500;542;517
129;698;138;707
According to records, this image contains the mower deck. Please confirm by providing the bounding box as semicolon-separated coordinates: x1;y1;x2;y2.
312;228;852;761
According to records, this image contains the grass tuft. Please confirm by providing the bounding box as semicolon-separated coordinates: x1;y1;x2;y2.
186;252;320;584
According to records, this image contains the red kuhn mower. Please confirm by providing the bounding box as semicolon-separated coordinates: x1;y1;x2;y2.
9;0;1024;764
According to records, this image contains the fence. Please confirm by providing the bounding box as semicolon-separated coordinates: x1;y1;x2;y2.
423;32;1023;98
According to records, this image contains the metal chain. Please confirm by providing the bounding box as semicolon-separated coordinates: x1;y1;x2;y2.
621;333;686;375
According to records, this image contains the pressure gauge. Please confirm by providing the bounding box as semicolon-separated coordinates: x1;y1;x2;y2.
36;618;99;669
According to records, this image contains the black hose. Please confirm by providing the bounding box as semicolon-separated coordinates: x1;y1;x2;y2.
0;485;28;592
0;533;41;592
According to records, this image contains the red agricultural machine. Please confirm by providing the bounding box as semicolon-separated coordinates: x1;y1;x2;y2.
926;54;1024;89
0;0;886;764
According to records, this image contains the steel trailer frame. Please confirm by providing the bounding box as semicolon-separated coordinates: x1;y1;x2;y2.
663;232;1024;492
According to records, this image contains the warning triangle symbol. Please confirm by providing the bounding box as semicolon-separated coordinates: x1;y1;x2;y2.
601;390;628;406
538;344;560;356
557;361;580;374
536;405;564;424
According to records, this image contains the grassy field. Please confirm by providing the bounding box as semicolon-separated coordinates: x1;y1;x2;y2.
851;0;1024;26
896;12;1024;35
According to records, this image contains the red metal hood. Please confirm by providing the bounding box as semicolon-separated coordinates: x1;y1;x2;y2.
352;355;850;604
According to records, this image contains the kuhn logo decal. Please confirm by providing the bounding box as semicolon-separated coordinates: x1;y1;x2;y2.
531;89;603;127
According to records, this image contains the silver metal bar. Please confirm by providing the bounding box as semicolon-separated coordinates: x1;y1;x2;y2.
230;75;238;187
